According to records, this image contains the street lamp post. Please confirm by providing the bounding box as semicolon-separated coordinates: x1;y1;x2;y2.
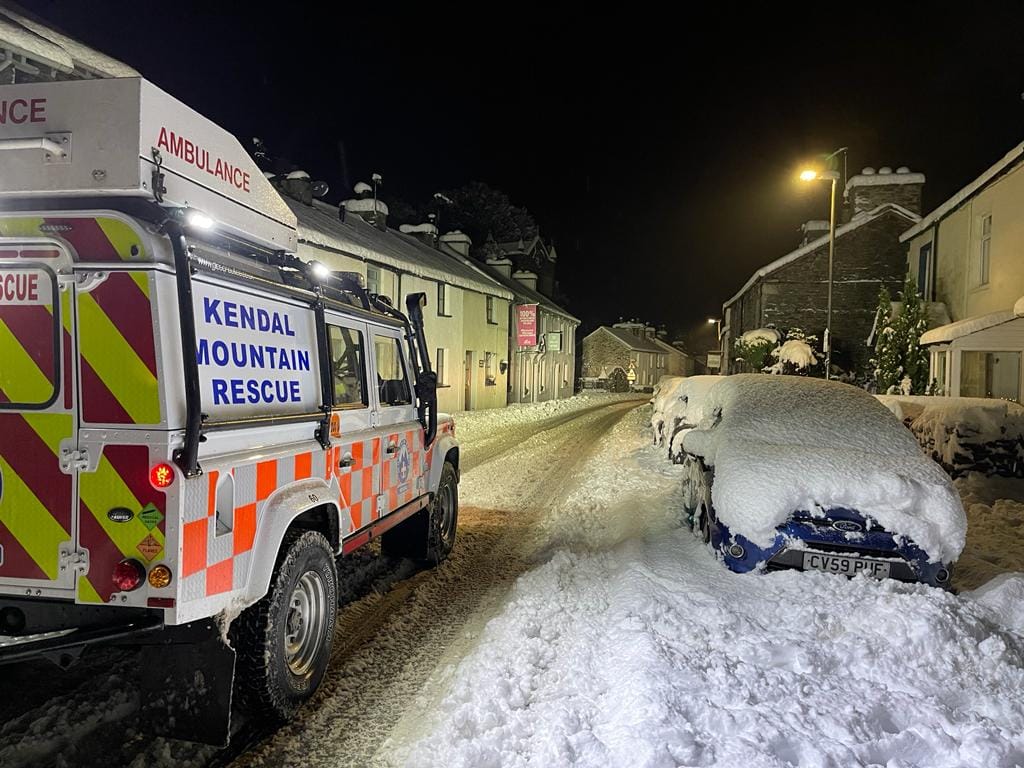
707;316;721;340
799;147;848;380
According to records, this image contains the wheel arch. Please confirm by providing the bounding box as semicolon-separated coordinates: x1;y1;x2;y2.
239;479;342;608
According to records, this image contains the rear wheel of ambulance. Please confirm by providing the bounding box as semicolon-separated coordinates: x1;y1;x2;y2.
382;461;458;566
232;530;338;724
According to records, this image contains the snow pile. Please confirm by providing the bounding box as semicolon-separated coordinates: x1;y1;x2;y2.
684;375;966;562
878;395;1024;478
965;573;1024;634
343;198;390;215
401;534;1024;768
953;472;1024;591
650;376;722;449
451;392;642;447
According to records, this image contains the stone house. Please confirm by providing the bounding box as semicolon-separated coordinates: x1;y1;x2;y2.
720;167;925;376
582;323;693;389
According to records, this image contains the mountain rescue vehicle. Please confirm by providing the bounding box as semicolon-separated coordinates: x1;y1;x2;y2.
0;76;459;743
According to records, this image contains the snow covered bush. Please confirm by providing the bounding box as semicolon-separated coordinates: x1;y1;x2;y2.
731;328;780;372
764;327;822;375
878;395;1024;478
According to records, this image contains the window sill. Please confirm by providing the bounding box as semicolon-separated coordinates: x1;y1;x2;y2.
437;384;452;389
437;312;453;318
486;320;499;325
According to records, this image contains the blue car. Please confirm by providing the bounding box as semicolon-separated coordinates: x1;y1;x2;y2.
680;375;965;589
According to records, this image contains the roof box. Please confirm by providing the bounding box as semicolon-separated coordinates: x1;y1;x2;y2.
0;77;296;252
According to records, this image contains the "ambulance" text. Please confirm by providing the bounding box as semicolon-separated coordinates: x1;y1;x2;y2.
0;98;46;125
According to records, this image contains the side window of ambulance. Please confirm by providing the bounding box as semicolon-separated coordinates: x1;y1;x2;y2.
374;335;412;407
327;324;367;408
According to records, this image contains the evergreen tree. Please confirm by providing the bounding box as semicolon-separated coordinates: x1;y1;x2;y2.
895;273;930;394
870;276;931;394
870;286;901;393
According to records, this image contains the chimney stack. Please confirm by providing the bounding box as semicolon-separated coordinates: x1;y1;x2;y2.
844;166;925;219
343;179;389;231
512;270;538;292
399;222;438;248
439;230;472;258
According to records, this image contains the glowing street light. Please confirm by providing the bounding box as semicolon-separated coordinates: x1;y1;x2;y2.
708;316;721;340
798;147;848;380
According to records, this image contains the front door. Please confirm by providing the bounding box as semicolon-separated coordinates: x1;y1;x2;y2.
0;241;77;597
464;350;473;410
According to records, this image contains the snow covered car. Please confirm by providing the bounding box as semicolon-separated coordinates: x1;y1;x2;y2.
680;375;966;588
652;375;723;461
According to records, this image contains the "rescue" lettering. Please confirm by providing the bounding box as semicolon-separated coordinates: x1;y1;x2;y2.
0;98;46;125
0;272;40;303
157;127;251;192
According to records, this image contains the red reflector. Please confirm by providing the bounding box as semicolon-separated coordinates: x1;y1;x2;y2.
150;462;175;489
147;597;176;608
112;559;145;592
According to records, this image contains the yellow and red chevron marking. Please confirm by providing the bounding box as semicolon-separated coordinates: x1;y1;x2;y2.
0;258;73;584
77;444;166;603
77;272;160;425
0;216;147;262
0;413;73;584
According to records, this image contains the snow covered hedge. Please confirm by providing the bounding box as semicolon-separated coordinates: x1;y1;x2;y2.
877;395;1024;479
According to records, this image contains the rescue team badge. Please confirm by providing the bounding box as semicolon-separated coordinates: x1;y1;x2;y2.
397;438;412;485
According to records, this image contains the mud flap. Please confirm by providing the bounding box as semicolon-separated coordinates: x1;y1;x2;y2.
138;634;236;747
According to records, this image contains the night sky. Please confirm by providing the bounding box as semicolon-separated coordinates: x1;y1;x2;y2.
18;1;1024;351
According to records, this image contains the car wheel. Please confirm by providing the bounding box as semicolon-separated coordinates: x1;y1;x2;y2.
232;530;338;724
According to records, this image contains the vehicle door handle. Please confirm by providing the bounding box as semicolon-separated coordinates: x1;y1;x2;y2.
386;443;397;455
339;454;354;468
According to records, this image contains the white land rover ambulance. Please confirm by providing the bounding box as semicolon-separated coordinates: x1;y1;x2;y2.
0;76;458;742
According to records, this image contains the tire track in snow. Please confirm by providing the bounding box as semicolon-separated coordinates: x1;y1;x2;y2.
230;400;642;768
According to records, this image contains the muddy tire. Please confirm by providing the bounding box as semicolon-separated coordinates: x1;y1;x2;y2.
231;530;338;724
382;461;458;565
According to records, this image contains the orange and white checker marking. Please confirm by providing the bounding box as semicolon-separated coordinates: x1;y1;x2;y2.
326;436;382;533
179;450;328;601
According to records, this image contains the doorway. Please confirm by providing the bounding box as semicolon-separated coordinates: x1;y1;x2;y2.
464;350;473;409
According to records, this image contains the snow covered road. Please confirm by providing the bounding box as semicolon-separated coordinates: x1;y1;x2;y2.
3;396;1024;768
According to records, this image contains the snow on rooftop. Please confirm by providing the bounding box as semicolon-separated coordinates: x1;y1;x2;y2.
846;167;925;189
353;181;373;195
285;170;310;180
399;223;438;234
920;308;1019;345
682;375;966;562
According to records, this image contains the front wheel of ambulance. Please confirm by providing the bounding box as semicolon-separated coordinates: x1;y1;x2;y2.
232;530;338;724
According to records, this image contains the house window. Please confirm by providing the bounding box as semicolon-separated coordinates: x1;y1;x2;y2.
960;351;1020;401
917;242;933;300
933;350;947;396
485;352;496;385
975;214;992;287
436;347;448;386
366;266;381;295
487;296;497;324
437;282;450;317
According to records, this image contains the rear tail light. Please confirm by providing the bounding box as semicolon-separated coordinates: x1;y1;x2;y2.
150;462;175;489
148;564;173;589
113;559;146;592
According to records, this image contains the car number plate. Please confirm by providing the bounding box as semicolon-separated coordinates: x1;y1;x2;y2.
802;552;891;579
